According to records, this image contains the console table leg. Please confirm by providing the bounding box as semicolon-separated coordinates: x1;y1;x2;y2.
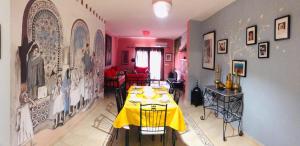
201;90;207;120
238;120;244;136
223;121;227;141
200;106;206;120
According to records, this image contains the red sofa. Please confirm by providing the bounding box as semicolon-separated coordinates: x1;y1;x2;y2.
125;67;149;89
104;66;125;88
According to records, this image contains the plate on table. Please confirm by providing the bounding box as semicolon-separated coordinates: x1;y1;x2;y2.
159;95;170;103
156;90;168;94
129;96;142;103
144;99;155;104
129;90;143;94
144;93;155;99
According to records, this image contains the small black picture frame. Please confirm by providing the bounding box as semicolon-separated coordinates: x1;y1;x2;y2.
165;53;172;62
217;39;228;54
246;25;257;45
232;60;247;77
258;42;270;58
275;15;290;41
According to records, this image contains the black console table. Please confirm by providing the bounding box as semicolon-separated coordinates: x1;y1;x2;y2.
200;85;244;141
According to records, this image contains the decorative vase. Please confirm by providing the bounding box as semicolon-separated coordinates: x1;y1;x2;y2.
225;73;232;89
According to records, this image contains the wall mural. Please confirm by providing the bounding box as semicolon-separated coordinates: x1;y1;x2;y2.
70;19;90;70
15;0;104;145
69;19;95;116
16;0;63;145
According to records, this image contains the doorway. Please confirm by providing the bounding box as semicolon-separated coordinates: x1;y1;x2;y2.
135;47;164;80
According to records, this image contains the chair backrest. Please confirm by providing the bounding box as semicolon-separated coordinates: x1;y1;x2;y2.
169;82;174;94
120;82;127;102
168;71;178;81
139;104;167;134
115;88;124;113
173;89;181;104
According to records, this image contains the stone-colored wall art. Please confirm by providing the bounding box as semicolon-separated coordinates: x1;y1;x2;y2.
27;0;63;80
70;19;90;71
16;0;64;145
69;19;96;116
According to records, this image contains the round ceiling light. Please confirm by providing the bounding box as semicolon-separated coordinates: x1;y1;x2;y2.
142;30;150;36
153;0;172;18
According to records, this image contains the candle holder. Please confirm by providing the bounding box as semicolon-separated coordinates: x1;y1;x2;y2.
214;65;225;90
232;74;241;92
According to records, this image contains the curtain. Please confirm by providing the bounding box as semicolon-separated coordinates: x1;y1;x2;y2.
150;50;162;80
135;50;148;68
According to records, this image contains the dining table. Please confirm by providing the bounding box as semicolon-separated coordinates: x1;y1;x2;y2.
113;85;186;146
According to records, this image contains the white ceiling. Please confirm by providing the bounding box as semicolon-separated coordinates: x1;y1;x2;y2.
86;0;235;38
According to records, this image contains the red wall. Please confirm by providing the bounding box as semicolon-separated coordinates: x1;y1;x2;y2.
114;37;174;80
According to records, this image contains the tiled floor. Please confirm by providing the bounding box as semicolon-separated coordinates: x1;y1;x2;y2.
180;99;261;146
27;92;261;146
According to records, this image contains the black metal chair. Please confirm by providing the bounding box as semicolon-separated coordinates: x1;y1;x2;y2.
115;88;124;113
169;82;175;94
168;70;178;82
139;104;168;146
173;89;181;105
114;88;129;139
119;82;127;103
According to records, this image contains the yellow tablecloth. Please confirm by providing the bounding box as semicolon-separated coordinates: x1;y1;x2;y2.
113;86;186;132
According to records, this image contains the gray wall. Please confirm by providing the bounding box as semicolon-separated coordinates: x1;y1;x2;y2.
187;0;300;145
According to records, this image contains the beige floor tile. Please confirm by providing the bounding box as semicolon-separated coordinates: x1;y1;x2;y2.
30;92;261;146
181;101;261;146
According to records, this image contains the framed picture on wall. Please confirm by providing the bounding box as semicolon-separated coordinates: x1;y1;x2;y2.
217;39;228;54
105;34;112;66
258;42;270;58
165;53;172;62
246;25;257;45
121;50;129;65
202;31;216;70
275;15;290;41
232;60;247;77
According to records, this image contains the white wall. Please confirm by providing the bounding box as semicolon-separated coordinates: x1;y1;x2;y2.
10;0;105;145
0;0;11;145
